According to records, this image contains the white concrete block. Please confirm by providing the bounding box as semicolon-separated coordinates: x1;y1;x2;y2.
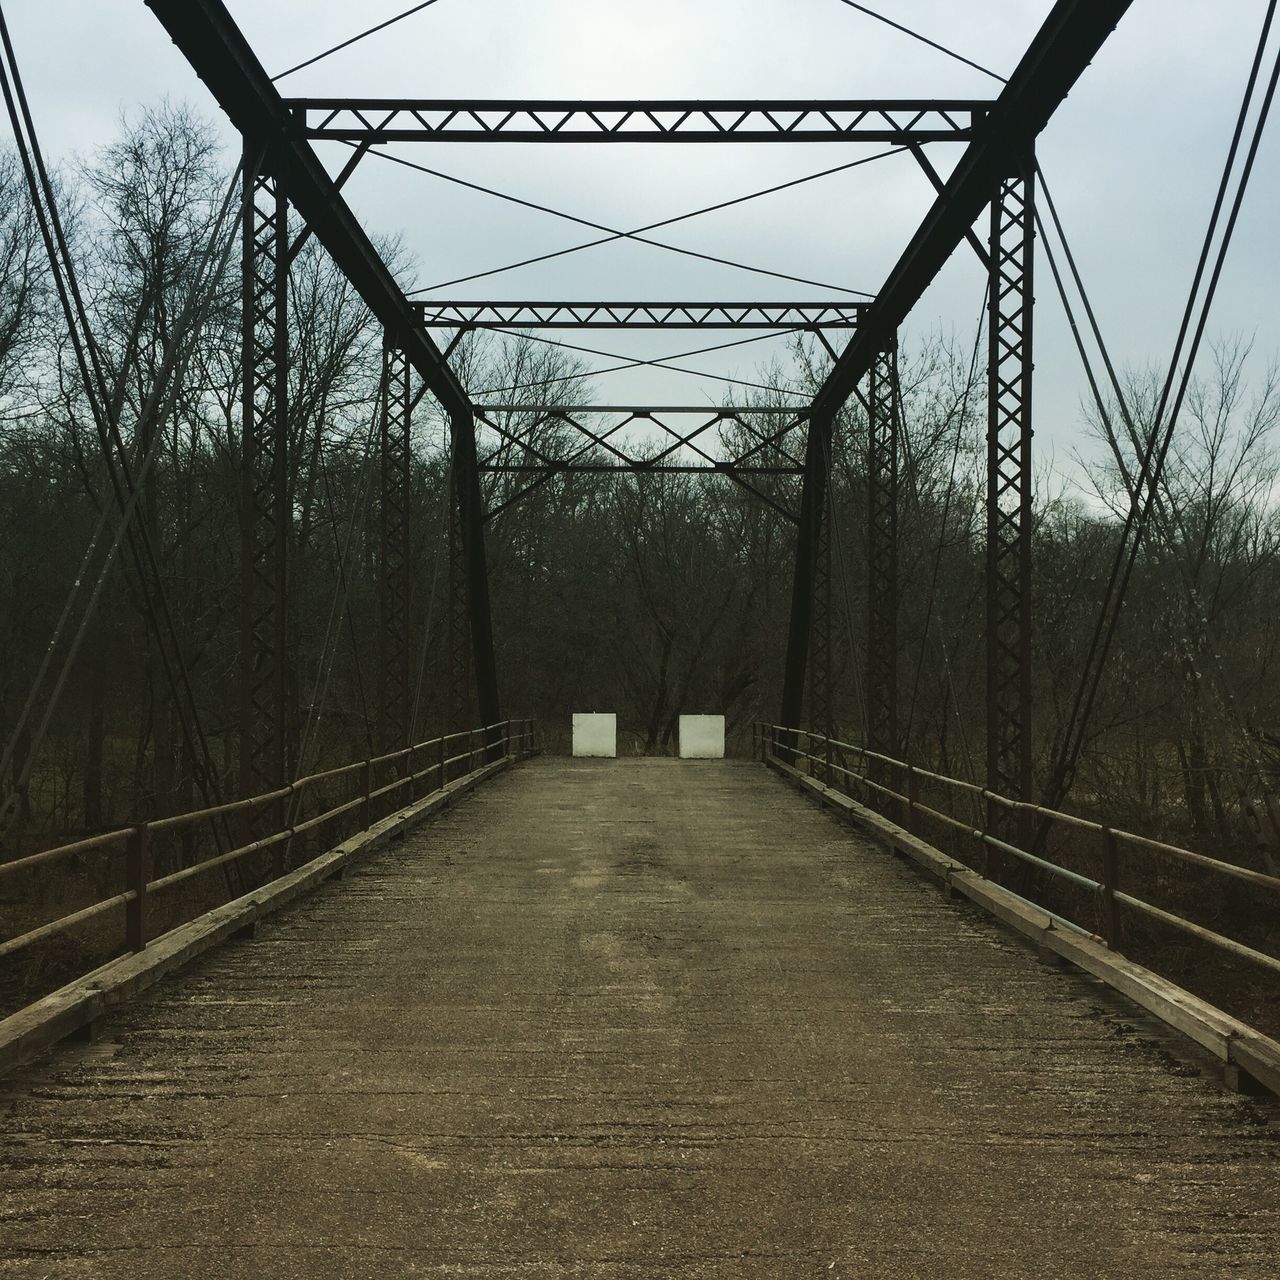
572;712;617;758
679;714;725;759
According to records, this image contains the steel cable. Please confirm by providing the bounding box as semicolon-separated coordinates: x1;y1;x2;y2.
0;6;237;836
833;0;1006;84
1040;0;1280;815
272;1;448;82
379;144;902;297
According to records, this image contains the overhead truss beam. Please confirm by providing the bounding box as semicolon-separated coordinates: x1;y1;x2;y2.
145;0;470;420
289;99;989;143
476;405;807;415
808;0;1132;416
148;0;504;746
476;406;806;523
414;301;868;330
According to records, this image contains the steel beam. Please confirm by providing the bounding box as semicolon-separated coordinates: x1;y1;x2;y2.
809;467;834;747
476;405;807;415
866;345;900;759
781;0;1130;738
451;408;503;744
479;464;801;475
986;161;1035;841
289;99;988;143
146;0;505;758
377;342;413;752
238;152;289;804
780;410;835;736
446;474;471;738
807;0;1131;420
413;301;867;330
145;0;470;419
475;407;806;521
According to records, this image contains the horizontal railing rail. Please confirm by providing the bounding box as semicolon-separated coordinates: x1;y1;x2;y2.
0;719;537;970
753;722;1280;984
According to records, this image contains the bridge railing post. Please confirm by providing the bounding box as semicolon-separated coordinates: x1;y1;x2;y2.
906;763;920;835
1101;827;1121;950
125;823;150;953
360;759;372;831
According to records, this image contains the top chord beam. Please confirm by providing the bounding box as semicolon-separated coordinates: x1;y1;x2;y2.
289;99;989;143
414;301;867;329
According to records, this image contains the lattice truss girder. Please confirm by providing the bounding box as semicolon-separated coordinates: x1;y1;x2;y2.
866;345;900;757
447;455;473;735
412;302;867;330
239;156;290;798
808;446;833;739
986;163;1035;807
290;99;988;143
378;344;414;750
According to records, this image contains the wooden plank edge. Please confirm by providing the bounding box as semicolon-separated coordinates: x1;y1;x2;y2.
766;755;1280;1098
0;756;514;1078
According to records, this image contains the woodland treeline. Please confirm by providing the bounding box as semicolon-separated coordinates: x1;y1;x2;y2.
3;103;1280;868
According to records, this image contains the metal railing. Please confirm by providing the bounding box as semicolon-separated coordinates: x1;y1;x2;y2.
754;723;1280;983
0;720;536;969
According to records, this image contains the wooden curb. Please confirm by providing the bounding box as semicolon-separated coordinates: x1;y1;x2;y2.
768;755;1280;1099
0;757;513;1078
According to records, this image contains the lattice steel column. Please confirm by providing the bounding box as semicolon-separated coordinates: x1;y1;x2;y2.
446;470;471;737
378;341;413;751
808;471;833;752
986;158;1035;843
866;344;900;759
449;406;502;752
780;409;834;751
239;150;289;802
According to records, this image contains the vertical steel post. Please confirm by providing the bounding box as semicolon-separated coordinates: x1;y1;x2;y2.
239;148;290;808
866;343;900;761
809;456;834;771
446;474;471;737
378;339;413;753
986;154;1035;857
780;409;835;752
450;407;502;752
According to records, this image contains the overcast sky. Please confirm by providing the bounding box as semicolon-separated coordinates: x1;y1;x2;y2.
5;1;1278;491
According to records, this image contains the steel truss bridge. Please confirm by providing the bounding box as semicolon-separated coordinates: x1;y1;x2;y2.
4;1;1280;1272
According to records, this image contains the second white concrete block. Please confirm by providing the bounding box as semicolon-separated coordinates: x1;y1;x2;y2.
678;714;725;759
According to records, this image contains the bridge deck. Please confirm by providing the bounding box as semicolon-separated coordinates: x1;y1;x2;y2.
1;757;1278;1277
